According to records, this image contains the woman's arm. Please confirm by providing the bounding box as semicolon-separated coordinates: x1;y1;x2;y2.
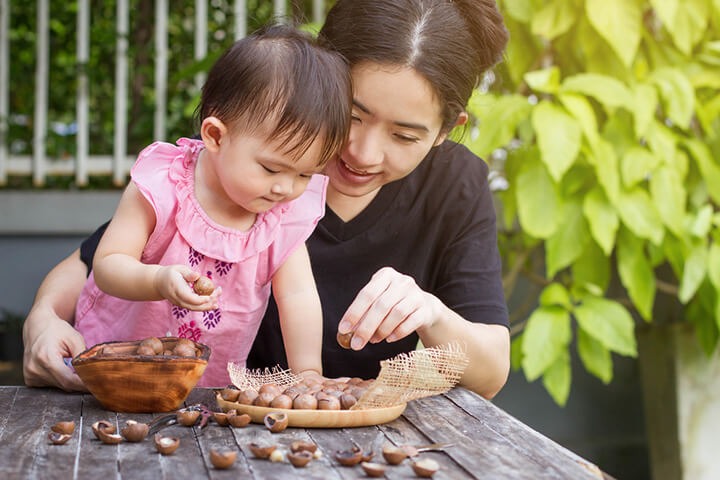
22;248;89;391
271;244;323;376
337;267;509;399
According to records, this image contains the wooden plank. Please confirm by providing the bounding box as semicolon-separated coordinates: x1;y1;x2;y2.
445;388;605;479
75;394;122;479
0;387;18;442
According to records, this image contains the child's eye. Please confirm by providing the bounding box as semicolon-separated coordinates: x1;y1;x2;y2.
262;165;279;174
351;114;361;123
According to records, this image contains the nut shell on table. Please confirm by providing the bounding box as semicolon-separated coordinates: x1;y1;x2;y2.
287;450;313;468
412;458;440;478
51;421;76;435
154;433;180;455
176;409;201;426
334;446;364;466
263;412;289;433
290;440;317;454
120;420;149;442
48;431;72;445
361;462;387;477
382;444;409;465
91;420;116;440
228;413;251;428
248;442;277;459
71;337;210;413
209;448;237;469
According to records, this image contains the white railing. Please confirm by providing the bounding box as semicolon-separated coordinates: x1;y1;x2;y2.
0;0;326;187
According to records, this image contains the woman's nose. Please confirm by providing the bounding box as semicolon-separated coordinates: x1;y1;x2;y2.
346;128;383;168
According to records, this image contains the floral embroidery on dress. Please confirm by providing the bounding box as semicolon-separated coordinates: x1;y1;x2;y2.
202;308;222;329
172;305;189;319
178;320;202;341
188;247;205;267
214;260;233;277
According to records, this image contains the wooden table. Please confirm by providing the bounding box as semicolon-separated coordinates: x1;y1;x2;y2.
0;386;610;479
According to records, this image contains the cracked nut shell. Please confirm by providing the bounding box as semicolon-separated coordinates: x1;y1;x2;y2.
263;412;289;433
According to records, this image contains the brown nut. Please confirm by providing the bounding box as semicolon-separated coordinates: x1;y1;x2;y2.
139;336;164;354
336;330;353;349
91;420;116;440
154;433;180;455
121;420;149;442
95;428;123;445
176;409;201;426
48;431;72;445
135;344;156;356
293;393;318;410
263;412;289;433
290;440;317;454
317;396;341;410
51;421;76;435
382;444;409;465
258;383;283;397
412;458;440;478
334;446;364;466
248;442;277;459
193;276;215;295
253;392;276;407
209;448;237;469
219;387;240;402
287;450;313;468
172;342;196;357
361;462;387;477
340;394;357;410
270;394;293;409
213;412;231;426
228;413;251;428
236;389;259;405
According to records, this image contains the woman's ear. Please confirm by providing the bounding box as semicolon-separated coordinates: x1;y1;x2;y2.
433;111;469;146
200;117;228;152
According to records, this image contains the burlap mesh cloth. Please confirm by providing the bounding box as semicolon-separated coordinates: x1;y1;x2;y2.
227;342;469;409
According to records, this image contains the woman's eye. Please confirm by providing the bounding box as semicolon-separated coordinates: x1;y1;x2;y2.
351;114;361;123
395;134;419;143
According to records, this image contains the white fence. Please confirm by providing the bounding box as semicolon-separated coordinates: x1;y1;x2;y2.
0;0;326;187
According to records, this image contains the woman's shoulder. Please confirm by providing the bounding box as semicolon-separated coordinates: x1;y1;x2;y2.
412;141;491;197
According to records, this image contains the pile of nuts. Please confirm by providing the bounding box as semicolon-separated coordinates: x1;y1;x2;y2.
218;376;374;410
98;337;201;358
334;443;441;478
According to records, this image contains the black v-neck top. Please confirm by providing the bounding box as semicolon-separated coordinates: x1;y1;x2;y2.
80;141;508;380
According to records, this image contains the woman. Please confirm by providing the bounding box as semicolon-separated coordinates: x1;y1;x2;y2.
23;0;510;399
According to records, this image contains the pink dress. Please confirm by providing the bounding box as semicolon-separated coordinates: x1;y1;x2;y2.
75;138;327;387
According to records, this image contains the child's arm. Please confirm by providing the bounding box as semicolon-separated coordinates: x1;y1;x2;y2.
272;244;323;376
93;183;218;311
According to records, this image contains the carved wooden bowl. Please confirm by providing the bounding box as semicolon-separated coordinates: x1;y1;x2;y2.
72;337;211;413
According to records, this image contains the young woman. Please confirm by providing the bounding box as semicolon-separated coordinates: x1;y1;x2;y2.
23;0;511;398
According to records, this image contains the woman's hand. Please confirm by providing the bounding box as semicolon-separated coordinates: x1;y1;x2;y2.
153;265;221;311
23;306;87;392
337;267;441;350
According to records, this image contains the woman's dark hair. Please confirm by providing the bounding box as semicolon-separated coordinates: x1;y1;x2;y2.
318;0;508;133
196;24;352;166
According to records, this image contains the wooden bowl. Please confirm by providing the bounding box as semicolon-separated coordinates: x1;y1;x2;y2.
72;337;210;413
216;392;406;428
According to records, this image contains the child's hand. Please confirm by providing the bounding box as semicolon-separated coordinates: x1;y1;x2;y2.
154;265;221;311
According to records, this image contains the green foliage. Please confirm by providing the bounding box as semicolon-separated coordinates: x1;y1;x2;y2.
465;0;720;405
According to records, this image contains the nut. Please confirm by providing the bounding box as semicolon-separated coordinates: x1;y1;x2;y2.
263;412;289;433
219;388;240;402
154;433;180;455
287;450;313;468
317;396;341;410
209;448;237;469
135;344;156;356
269;449;285;462
227;413;251;428
270;394;293;409
172;342;196;357
334;446;364;466
293;393;318;410
336;330;353;349
176;409;201;426
139;336;164;354
48;431;72;445
213;412;231;426
361;462;387;477
193;276;215;295
248;442;277;459
412;458;440;477
51;421;76;435
236;389;259;405
340;394;357;410
290;440;317;454
121;420;149;442
382;444;409;465
91;420;116;440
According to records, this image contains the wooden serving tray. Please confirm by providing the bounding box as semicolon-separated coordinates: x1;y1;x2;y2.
216;393;406;428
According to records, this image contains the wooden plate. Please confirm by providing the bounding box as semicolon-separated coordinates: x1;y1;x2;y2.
216;393;406;428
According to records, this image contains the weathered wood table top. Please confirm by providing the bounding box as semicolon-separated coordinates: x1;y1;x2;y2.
0;386;610;479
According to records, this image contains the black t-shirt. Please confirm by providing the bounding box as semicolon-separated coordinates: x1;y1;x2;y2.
80;140;508;379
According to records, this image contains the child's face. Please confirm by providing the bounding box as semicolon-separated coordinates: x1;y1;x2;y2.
210;123;325;214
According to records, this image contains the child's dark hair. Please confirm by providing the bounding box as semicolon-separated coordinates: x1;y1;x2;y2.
319;0;508;134
196;24;352;166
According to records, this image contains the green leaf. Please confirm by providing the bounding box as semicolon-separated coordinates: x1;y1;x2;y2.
521;306;572;381
510;335;524;371
571;240;611;294
577;328;613;384
645;120;679;165
531;101;582;182
616;187;665;246
561;73;634;110
707;243;720;293
586;0;642;67
616;228;656;321
559;93;599;148
621;146;659;189
587;138;621;204
574;296;637;357
583;187;619;256
515;151;561;239
524;67;561;94
467;94;532;158
650;67;696;130
539;283;572;310
546;199;590;277
650;165;686;236
503;0;535;23
650;0;709;55
684;139;720;205
679;242;708;303
690;206;714;238
542;351;571;406
531;0;579;40
632;84;659;137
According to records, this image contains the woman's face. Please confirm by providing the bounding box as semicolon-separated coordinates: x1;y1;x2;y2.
323;62;448;202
